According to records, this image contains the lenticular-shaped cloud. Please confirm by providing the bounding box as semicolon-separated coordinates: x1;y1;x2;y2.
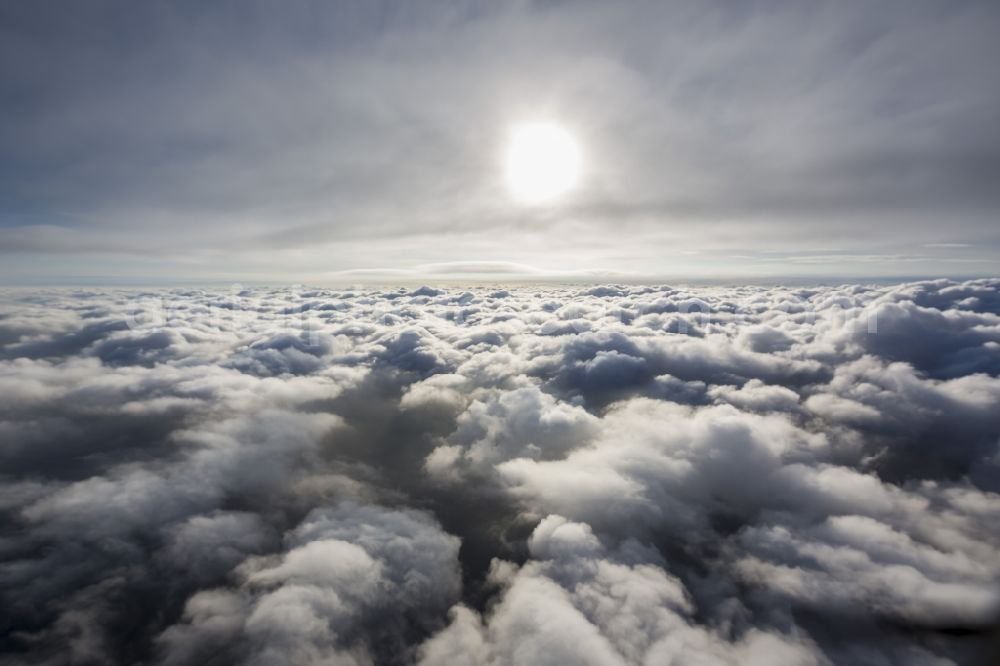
1;279;999;664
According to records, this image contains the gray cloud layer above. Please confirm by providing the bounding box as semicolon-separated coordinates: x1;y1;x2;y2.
1;278;999;664
2;0;1000;280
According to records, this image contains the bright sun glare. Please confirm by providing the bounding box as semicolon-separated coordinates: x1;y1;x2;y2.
505;122;581;205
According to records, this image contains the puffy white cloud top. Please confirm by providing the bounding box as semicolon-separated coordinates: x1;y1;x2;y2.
1;279;999;664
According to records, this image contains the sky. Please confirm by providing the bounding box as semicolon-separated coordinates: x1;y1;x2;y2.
4;6;1000;660
2;0;999;283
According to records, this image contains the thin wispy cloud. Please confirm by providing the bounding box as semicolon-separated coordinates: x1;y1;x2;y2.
2;0;999;281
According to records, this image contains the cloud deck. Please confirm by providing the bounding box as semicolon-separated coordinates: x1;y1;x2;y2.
1;279;999;664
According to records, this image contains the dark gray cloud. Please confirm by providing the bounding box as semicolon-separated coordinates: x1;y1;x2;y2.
2;1;1000;280
1;279;999;664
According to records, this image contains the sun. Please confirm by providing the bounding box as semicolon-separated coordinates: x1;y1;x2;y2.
505;122;581;205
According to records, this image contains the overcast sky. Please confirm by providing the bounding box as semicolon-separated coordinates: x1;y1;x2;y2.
2;0;999;283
